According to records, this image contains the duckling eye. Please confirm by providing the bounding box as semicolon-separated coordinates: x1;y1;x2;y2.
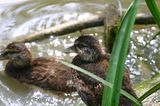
77;43;88;48
6;45;21;53
7;46;13;49
77;44;84;48
5;48;20;54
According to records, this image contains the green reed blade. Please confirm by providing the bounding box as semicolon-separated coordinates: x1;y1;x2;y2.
102;0;140;106
139;82;160;102
145;0;160;28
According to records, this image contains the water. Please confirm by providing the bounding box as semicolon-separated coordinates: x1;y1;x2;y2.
0;0;159;106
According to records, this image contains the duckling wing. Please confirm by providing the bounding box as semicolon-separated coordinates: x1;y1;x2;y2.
30;57;76;92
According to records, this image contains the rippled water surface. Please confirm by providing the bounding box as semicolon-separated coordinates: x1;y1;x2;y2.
0;0;160;106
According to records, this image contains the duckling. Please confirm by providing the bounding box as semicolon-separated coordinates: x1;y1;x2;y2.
0;42;77;92
65;35;137;106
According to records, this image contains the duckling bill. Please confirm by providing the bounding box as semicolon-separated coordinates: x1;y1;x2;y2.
0;42;76;92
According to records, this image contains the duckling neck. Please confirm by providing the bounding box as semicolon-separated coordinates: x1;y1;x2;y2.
5;54;32;78
72;53;107;65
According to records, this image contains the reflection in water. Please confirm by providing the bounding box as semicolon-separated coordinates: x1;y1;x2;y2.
0;0;104;40
127;26;160;82
0;0;159;106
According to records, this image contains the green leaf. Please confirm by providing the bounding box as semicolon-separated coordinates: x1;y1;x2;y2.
138;83;160;102
145;0;160;28
102;0;141;106
144;30;160;49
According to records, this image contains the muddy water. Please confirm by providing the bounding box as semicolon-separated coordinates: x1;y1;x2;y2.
0;0;159;106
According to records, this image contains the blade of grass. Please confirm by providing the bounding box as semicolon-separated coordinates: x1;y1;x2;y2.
143;30;160;49
60;61;142;106
102;0;140;106
145;0;160;28
138;82;160;102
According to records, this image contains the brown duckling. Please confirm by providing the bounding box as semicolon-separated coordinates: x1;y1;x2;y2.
0;42;76;92
65;35;137;106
